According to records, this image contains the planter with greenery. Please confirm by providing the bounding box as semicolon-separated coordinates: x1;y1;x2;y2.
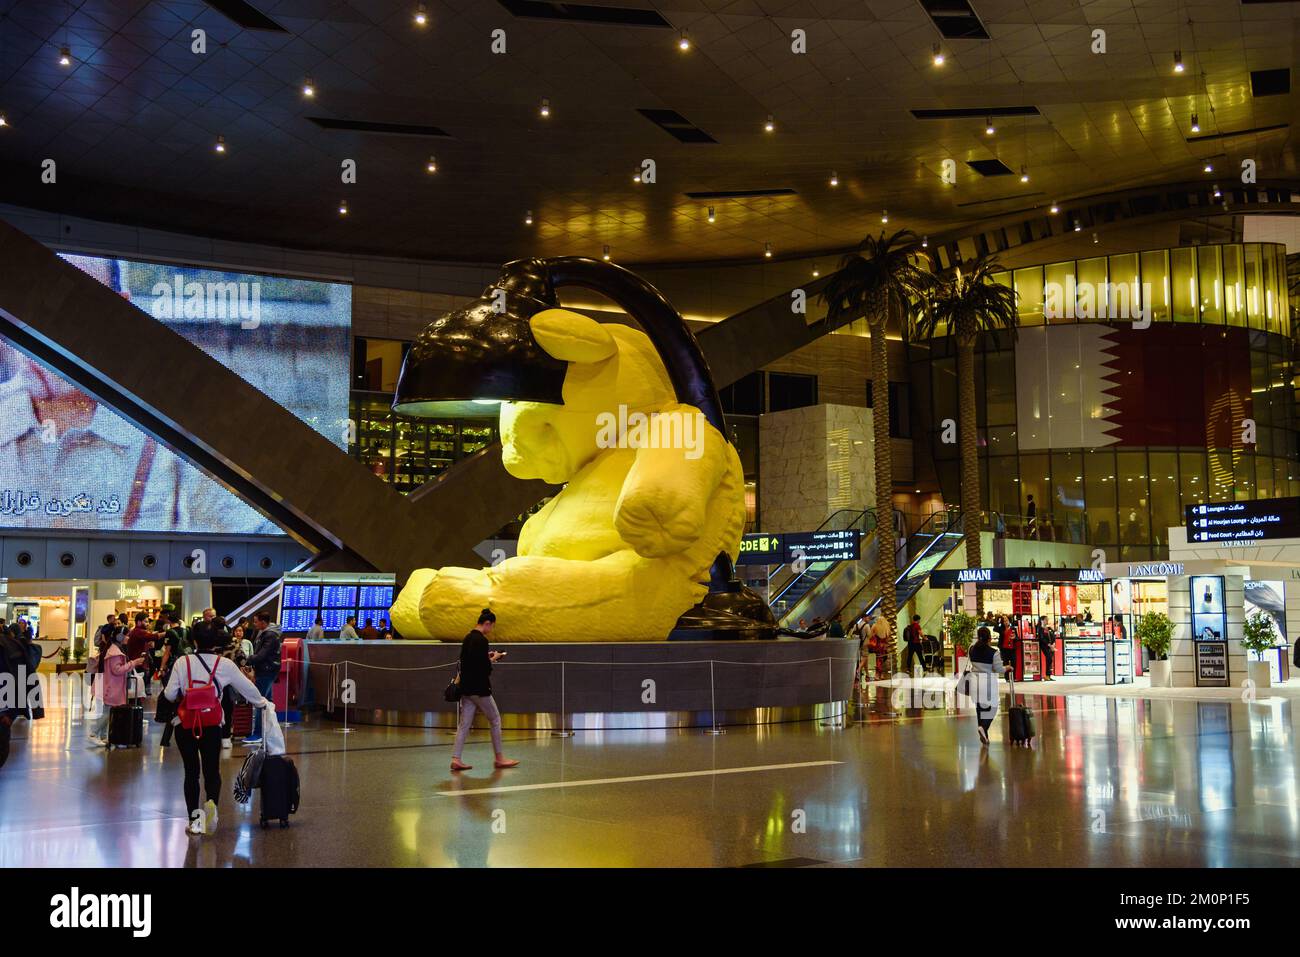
1242;611;1279;688
948;612;977;655
56;645;85;674
1136;611;1174;687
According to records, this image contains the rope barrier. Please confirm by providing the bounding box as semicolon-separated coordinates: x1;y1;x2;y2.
304;655;856;671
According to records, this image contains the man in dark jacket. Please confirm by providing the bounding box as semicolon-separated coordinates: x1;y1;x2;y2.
244;612;282;745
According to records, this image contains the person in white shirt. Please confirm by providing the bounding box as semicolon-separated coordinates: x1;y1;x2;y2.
164;620;271;835
305;617;325;642
338;616;359;641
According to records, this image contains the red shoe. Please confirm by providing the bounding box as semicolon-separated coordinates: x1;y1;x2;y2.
450;759;472;772
494;758;520;769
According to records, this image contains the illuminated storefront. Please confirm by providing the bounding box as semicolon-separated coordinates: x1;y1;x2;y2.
913;242;1297;562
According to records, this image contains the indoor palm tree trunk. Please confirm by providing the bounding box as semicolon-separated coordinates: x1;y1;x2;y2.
956;330;982;570
869;301;897;666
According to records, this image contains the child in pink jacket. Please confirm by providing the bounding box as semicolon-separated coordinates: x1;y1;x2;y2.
88;641;145;746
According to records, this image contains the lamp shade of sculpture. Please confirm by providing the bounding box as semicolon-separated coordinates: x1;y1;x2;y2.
388;258;771;642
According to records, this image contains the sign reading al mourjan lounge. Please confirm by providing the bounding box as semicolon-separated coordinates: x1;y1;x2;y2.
1185;497;1300;544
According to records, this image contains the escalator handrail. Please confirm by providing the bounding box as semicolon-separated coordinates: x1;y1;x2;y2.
862;525;966;619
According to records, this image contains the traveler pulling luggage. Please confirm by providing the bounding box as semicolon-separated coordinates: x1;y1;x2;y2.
1007;678;1035;747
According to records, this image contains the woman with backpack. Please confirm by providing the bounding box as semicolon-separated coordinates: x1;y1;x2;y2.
162;619;271;835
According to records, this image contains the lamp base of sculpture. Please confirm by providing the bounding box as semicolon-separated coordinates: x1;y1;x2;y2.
667;582;778;641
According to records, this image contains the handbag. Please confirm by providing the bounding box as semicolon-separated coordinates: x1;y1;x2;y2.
443;673;462;703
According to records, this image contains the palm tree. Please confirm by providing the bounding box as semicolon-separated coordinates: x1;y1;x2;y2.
911;255;1019;570
819;229;929;659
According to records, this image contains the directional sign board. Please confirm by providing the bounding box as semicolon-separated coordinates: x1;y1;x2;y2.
1185;497;1300;544
737;529;861;566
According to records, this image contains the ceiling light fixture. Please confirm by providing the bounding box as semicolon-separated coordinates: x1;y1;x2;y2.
1092;232;1099;245
706;206;715;223
0;114;7;128
338;199;349;216
1049;202;1059;214
539;98;550;118
1212;185;1221;198
764;242;772;258
302;77;315;98
1019;165;1029;183
764;114;775;133
58;46;71;67
932;43;944;67
1203;161;1213;173
881;209;889;224
829;171;839;187
602;245;611;261
1190;112;1199;133
525;210;533;225
214;134;226;153
425;155;437;173
414;3;428;26
985;117;995;136
812;264;820;277
678;30;690;52
921;235;928;248
1073;221;1082;232
1173;50;1184;74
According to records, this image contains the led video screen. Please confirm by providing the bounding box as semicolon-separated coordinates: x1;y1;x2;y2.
0;253;351;534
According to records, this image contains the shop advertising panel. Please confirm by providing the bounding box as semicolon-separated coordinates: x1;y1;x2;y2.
1191;575;1229;687
1244;580;1287;684
0;253;351;535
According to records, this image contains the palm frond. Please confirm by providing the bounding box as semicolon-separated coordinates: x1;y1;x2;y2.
911;254;1020;343
818;228;930;326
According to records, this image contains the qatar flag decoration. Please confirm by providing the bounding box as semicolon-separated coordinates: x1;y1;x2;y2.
1015;324;1252;450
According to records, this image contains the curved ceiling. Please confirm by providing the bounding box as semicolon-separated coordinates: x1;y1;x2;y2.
0;0;1296;265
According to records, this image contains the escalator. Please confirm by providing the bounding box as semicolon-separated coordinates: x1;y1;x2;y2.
778;509;965;628
767;508;880;619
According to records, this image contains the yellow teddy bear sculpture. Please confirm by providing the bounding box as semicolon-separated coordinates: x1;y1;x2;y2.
390;307;746;641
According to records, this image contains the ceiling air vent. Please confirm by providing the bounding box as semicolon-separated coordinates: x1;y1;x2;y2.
966;159;1014;177
1187;123;1288;143
912;106;1040;120
308;118;451;138
637;109;717;144
497;1;671;27
1250;68;1290;97
203;0;287;31
919;0;990;40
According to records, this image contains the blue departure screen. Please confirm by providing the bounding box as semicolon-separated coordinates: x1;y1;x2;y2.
358;585;393;608
321;585;357;608
282;584;320;608
320;608;353;630
282;608;317;631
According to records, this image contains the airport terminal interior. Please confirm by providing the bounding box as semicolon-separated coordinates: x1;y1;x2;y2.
2;0;1300;883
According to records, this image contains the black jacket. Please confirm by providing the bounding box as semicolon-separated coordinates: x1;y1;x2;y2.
458;630;493;697
248;625;283;678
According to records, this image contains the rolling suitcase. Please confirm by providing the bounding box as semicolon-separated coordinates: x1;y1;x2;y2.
1007;680;1035;746
259;754;299;828
108;704;145;748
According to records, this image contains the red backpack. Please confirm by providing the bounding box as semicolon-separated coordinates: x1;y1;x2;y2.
176;655;222;732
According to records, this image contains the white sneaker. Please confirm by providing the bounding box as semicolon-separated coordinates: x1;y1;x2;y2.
221;738;233;751
203;799;219;834
187;811;204;835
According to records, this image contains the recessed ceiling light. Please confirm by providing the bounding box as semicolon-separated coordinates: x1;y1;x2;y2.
524;210;533;225
881;209;889;223
1049;202;1059;214
829;171;839;187
1213;185;1221;198
706;206;715;223
1173;51;1184;74
1092;232;1099;244
540;98;550;118
985;117;995;136
1073;220;1081;232
302;77;315;98
812;264;820;277
58;46;71;67
414;3;428;27
921;235;928;248
764;114;775;133
633;170;641;183
1190;112;1200;133
425;155;437;173
214;134;226;153
338;199;348;215
678;30;690;52
1203;161;1213;173
764;242;772;258
602;245;611;261
932;43;944;67
1019;165;1029;183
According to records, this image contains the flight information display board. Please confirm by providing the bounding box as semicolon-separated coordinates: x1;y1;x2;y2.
737;529;861;566
1185;497;1300;544
278;573;397;636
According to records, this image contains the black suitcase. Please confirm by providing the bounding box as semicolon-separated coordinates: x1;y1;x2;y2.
108;704;144;748
1007;680;1035;746
259;754;300;828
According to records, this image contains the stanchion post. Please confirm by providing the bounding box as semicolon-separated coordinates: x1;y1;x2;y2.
705;659;725;735
335;660;354;734
552;660;573;738
819;656;841;727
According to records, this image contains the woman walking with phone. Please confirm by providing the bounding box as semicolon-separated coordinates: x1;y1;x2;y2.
449;609;519;773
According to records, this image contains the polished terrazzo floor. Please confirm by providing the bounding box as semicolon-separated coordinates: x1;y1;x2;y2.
2;678;1298;867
